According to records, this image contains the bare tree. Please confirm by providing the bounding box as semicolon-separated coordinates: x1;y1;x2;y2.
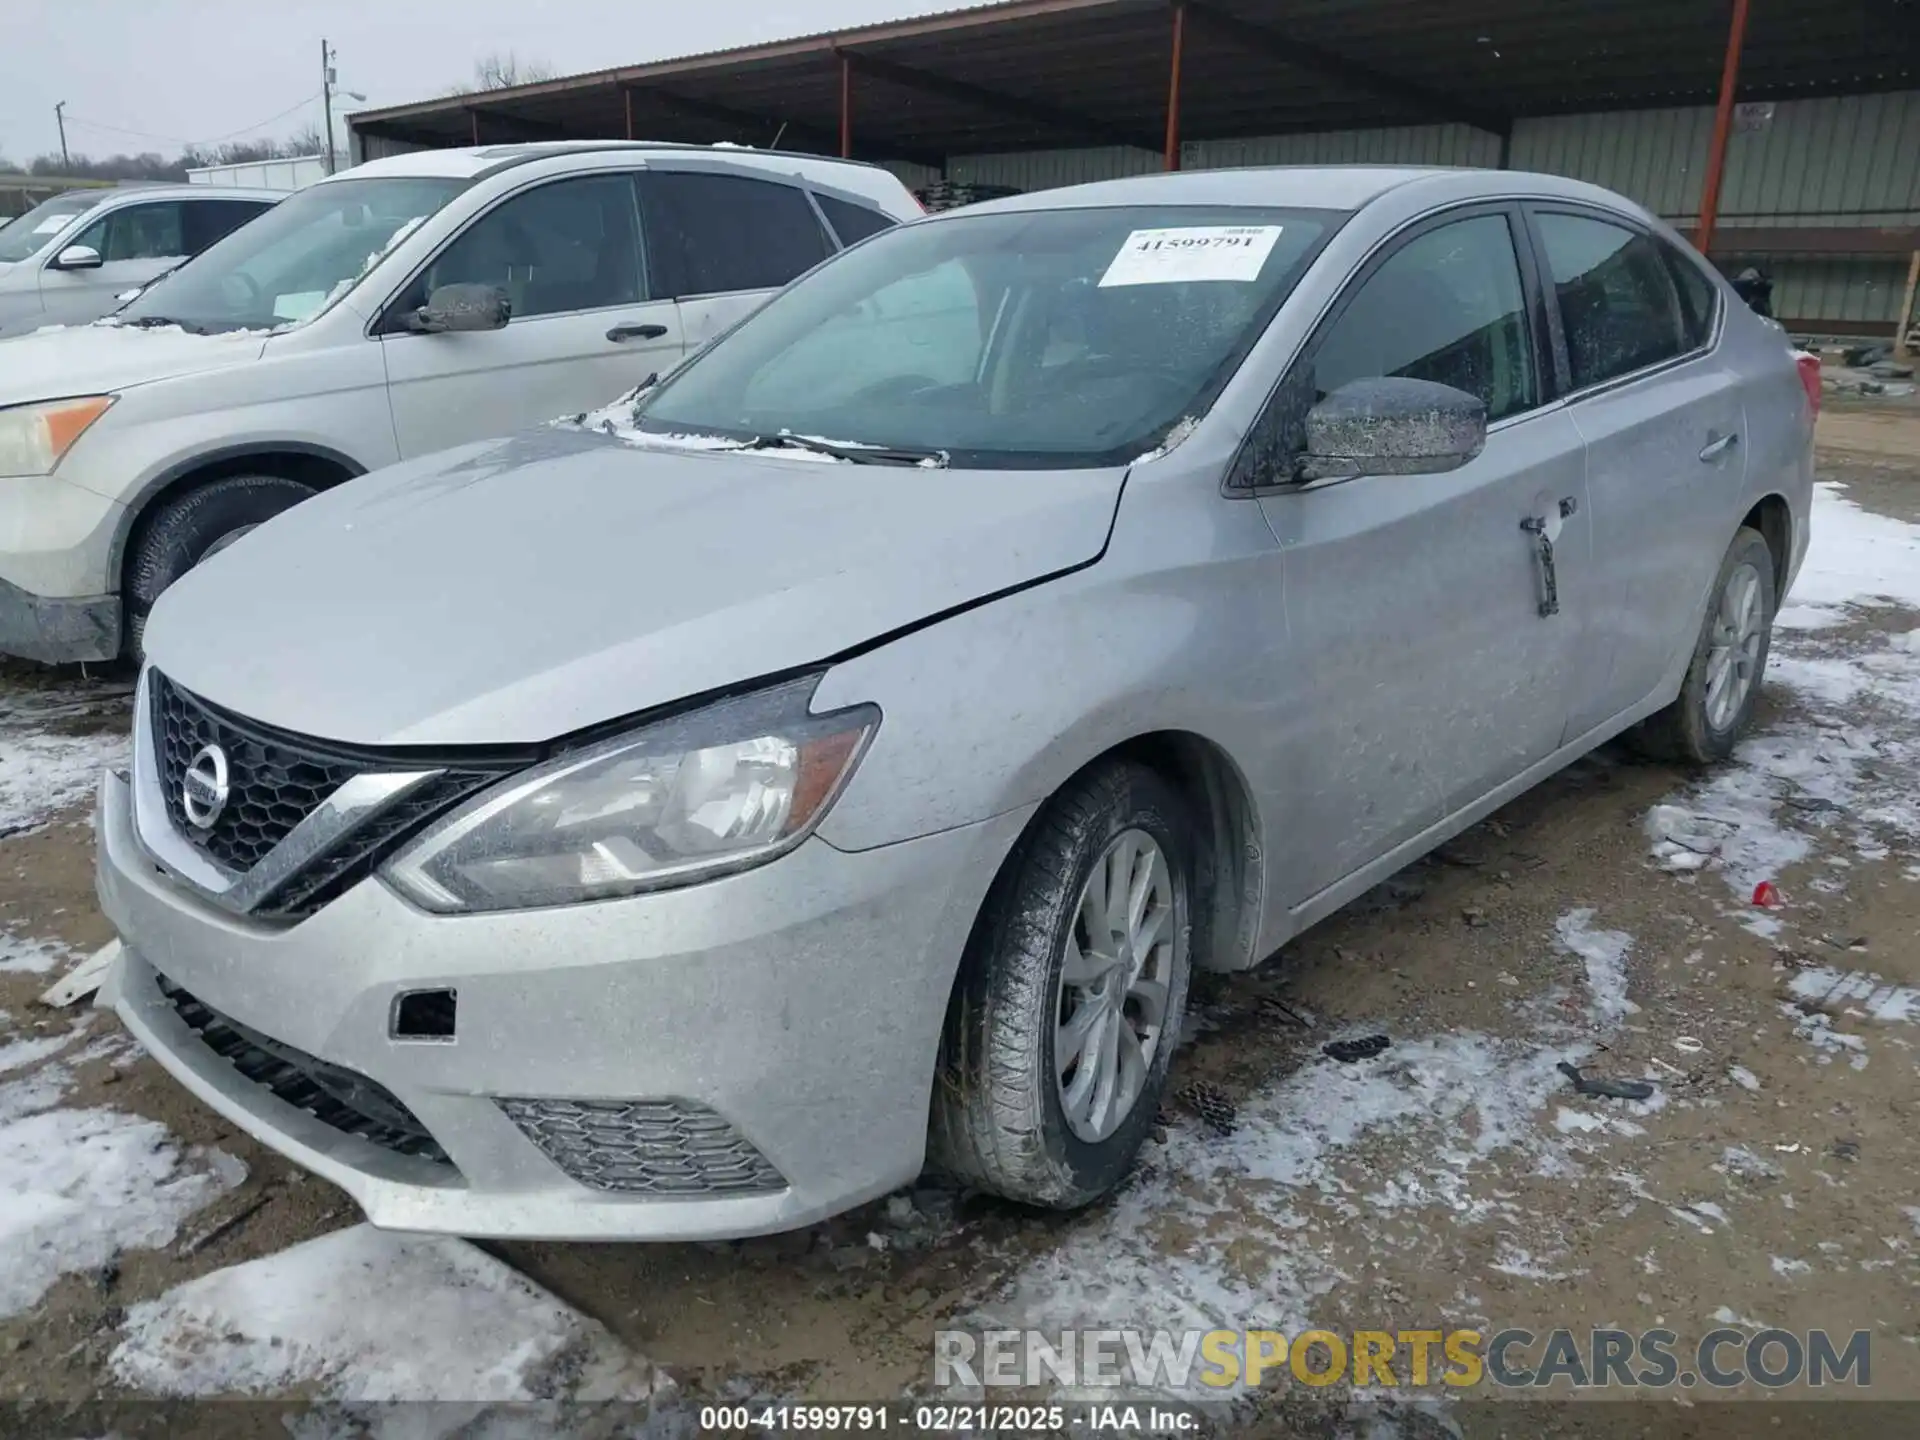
445;51;555;96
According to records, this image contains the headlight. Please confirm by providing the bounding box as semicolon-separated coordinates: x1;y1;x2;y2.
0;396;115;476
382;677;878;913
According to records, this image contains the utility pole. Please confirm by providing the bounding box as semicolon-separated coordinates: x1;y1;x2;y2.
321;40;337;174
54;101;69;169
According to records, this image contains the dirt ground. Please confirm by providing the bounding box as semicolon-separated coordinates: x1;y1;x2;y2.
4;404;1920;1434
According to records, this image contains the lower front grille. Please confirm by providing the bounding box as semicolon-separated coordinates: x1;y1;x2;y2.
158;974;452;1168
498;1097;786;1196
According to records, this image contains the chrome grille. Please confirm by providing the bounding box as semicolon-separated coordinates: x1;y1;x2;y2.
498;1097;787;1196
145;670;509;919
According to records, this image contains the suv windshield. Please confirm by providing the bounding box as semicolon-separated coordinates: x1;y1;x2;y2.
0;192;103;264
635;203;1341;468
117;175;466;334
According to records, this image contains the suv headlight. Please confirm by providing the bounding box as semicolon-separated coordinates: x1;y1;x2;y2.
382;677;878;913
0;396;115;476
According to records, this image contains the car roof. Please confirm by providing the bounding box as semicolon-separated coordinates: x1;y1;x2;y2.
951;165;1644;219
339;141;898;183
92;183;285;204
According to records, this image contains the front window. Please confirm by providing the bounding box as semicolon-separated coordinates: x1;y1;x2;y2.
0;192;102;264
633;204;1342;468
117;176;466;334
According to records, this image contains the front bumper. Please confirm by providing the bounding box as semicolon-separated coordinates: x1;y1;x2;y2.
0;574;119;663
96;767;1029;1240
0;473;125;662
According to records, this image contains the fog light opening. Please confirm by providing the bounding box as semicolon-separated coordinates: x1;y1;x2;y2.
391;988;457;1041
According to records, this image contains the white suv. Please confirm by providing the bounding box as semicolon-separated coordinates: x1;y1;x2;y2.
0;183;281;338
0;143;920;662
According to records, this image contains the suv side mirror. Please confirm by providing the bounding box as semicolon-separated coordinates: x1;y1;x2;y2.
409;283;511;334
51;244;103;271
1299;377;1486;482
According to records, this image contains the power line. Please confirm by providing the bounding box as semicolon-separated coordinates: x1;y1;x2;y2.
62;92;324;150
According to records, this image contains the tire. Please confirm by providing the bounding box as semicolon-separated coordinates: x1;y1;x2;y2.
123;475;316;658
1632;526;1776;765
930;760;1193;1208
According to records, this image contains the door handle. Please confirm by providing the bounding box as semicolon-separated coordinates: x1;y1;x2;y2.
1698;432;1739;462
1519;495;1579;618
606;322;668;343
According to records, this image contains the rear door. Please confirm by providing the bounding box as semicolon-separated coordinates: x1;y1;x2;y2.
637;168;835;355
39;199;187;324
1250;206;1590;903
380;171;682;457
1529;208;1746;736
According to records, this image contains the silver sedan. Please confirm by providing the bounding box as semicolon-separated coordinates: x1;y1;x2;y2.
98;164;1814;1239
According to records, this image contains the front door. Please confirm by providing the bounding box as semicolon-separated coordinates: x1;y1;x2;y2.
381;172;682;458
1250;209;1590;906
40;199;187;325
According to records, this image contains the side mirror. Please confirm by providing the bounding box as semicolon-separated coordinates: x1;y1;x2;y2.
1299;377;1486;482
409;283;511;334
51;244;103;272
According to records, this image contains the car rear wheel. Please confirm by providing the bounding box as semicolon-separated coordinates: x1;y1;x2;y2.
930;760;1192;1208
124;474;317;658
1632;525;1776;765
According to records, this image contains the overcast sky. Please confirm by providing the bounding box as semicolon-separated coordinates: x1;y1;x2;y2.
5;0;958;163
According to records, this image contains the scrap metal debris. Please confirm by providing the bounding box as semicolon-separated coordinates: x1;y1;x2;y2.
39;940;120;1009
1323;1034;1392;1064
1176;1080;1238;1137
1556;1060;1654;1102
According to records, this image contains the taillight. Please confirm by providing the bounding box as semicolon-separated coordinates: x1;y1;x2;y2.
1794;350;1822;418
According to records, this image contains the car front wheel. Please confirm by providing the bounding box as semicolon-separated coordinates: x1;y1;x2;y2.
124;474;317;658
931;760;1192;1208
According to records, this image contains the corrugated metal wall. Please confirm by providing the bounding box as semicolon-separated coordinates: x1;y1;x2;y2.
1187;122;1503;170
1508;91;1920;228
940;91;1919;330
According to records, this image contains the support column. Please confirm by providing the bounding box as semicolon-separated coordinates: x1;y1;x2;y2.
1695;0;1750;258
623;86;636;140
840;52;853;158
468;108;481;145
1164;3;1187;171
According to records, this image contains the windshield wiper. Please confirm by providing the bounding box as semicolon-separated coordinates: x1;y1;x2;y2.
741;433;947;467
116;315;208;334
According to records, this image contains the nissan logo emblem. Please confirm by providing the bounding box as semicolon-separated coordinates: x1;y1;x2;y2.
182;743;230;830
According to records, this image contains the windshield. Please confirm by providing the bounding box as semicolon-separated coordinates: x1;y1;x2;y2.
0;192;103;264
634;203;1341;468
117;175;466;334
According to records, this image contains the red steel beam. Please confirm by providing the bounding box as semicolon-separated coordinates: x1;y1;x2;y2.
837;51;852;159
1164;2;1186;171
1695;0;1750;258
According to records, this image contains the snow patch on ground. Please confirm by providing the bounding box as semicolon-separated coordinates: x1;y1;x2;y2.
0;927;77;975
1787;967;1920;1024
112;1224;660;1404
1776;482;1920;629
0;1103;242;1318
1554;909;1637;1022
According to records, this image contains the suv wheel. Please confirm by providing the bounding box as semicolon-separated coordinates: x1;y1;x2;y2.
124;475;317;657
1633;525;1776;765
931;760;1192;1208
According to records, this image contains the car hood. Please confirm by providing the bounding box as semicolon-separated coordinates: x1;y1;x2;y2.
0;322;268;399
146;427;1126;747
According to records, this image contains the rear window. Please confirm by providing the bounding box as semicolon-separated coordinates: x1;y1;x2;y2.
816;193;897;247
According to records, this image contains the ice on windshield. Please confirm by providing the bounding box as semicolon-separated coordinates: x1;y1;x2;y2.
634;203;1337;470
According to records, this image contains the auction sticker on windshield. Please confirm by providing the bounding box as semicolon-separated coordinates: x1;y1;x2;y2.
1099;226;1282;287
